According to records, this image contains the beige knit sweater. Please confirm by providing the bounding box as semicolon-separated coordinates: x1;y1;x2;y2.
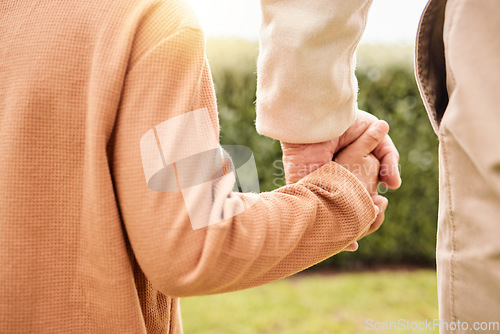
0;0;375;333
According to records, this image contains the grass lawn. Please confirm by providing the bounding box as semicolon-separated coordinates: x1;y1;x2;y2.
181;269;438;334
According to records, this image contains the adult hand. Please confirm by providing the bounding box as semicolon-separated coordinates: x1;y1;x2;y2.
280;110;399;252
335;110;401;190
334;120;391;252
281;110;401;188
335;120;390;195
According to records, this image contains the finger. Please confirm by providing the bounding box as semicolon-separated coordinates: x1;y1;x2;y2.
372;133;397;160
347;120;390;156
380;152;402;189
337;110;378;150
343;241;359;252
372;134;401;189
367;195;388;235
359;195;388;239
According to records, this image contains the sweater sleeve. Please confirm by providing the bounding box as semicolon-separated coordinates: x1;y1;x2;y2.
111;5;376;297
256;0;373;143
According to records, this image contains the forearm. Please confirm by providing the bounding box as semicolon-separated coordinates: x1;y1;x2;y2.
121;162;376;297
256;0;372;143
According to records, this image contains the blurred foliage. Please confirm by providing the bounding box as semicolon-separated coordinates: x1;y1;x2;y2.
206;39;438;268
182;270;438;334
206;39;284;192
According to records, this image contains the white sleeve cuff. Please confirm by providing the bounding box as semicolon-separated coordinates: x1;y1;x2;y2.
256;0;372;143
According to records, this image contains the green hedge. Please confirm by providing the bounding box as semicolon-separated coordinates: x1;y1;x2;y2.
207;39;438;269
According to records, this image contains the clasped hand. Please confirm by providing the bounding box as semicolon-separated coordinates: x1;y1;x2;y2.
281;110;401;251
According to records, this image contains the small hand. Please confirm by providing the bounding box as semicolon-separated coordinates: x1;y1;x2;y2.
344;194;388;252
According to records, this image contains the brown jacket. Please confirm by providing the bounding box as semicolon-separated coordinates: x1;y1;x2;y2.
0;1;375;333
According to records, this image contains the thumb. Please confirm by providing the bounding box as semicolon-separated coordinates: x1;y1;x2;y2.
347;120;390;155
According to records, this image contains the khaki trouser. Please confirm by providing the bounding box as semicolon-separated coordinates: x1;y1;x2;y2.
416;0;500;332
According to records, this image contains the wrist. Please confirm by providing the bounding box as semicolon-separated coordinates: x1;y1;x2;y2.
281;140;338;184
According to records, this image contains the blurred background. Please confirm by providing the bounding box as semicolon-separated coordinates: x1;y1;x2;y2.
182;0;439;333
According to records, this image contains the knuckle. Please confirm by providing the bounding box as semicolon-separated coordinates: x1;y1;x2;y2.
365;130;382;143
393;151;400;161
